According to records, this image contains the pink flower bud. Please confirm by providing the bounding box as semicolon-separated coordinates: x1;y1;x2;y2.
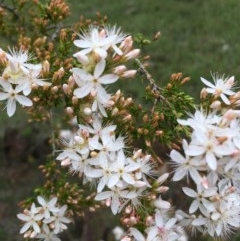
83;107;92;116
113;65;127;75
122;70;137;78
66;107;74;114
61;158;71;166
210;100;221;109
133;149;142;159
63;84;70;94
74;53;89;65
125;49;140;60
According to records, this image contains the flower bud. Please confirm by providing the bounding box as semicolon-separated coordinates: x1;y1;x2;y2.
200;87;208;99
83;107;92;116
66;106;74;115
122;70;137;78
113;65;127;75
210;100;221;109
72;96;78;105
125;49;140;60
74;53;89;65
63;84;70;94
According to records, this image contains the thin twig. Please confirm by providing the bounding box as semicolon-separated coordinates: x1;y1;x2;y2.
49;109;56;157
135;58;171;108
0;1;19;19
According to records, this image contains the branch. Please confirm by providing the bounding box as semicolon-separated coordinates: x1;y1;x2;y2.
0;1;19;19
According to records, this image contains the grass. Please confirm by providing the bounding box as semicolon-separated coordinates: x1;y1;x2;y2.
68;0;240;97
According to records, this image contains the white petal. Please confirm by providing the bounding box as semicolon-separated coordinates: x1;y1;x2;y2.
170;150;185;164
74;84;92;98
99;74;119;84
172;168;186;181
73;39;92;48
206;151;217;170
182;187;197;198
15;95;33;106
37;196;46;206
200;77;215;88
189;200;199;213
19;222;31;234
220;93;230;105
186;145;205;156
129;228;145;241
94;59;106;78
17;213;30;222
7;98;16;117
0;93;9;100
95;191;112;201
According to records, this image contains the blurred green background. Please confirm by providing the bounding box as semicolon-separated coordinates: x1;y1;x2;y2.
68;0;240;98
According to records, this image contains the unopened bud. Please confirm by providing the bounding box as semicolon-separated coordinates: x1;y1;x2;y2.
74;53;89;65
112;107;119;116
156;186;169;193
155;130;163;136
113;65;127;75
83;107;92;116
66;106;74;115
123;114;132;122
61;158;71;166
122;70;137;78
129;216;137;225
90;151;98;158
133;149;142;160
33;97;40;102
42;60;50;74
72;96;78;105
125;49;140;60
210;100;221;109
200;87;208;99
120;36;133;52
68;76;75;88
74;136;84;145
63;84;70;94
89;207;96;212
125;206;132;214
153;31;161;40
51;86;58;94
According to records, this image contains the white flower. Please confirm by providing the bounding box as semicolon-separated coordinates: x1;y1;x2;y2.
43;205;71;234
182;185;217;214
73;26;125;59
201;74;235;105
186;127;235;171
89;133;125;153
37;196;59;219
35;224;61;241
79;115;116;140
17;203;42;234
95;186;125;215
0;78;32;116
19;64;51;95
105;25;126;55
72;59;118;104
3;48;32;84
170;139;203;184
146;210;178;241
